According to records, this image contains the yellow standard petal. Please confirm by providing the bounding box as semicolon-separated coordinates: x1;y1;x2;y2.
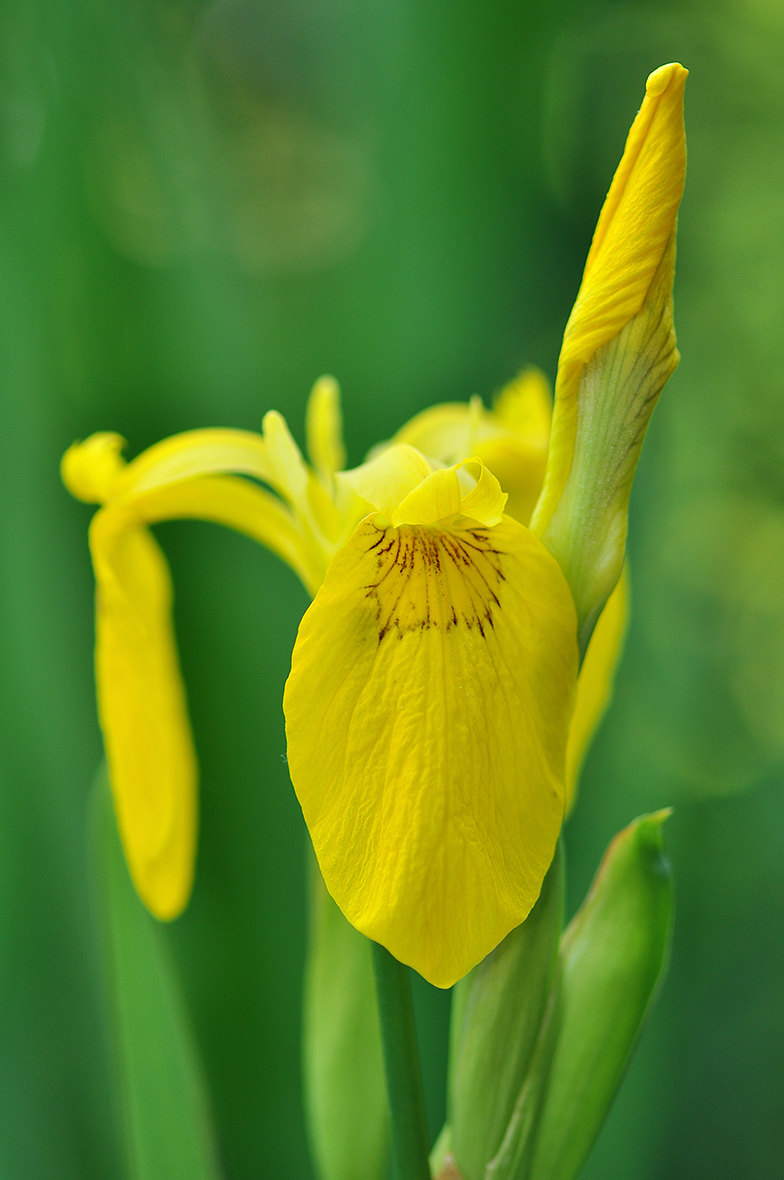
389;368;552;526
283;516;578;988
532;63;687;650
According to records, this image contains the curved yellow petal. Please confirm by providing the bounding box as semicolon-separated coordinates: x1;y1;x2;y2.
86;469;332;920
138;473;328;595
533;63;686;650
284;516;578;988
455;460;506;528
565;570;629;814
90;505;197;920
475;435;547;528
392;370;550;466
115;428;274;499
392;467;462;527
62;433;128;503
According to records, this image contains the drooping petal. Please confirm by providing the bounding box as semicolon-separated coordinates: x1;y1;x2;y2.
89;470;331;919
90;504;197;920
532;63;686;651
284;516;578;988
565;570;628;814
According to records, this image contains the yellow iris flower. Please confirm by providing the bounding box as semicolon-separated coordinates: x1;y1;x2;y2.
63;63;685;988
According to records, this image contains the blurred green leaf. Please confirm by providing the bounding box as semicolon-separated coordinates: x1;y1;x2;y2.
91;769;223;1180
528;812;673;1180
302;858;388;1180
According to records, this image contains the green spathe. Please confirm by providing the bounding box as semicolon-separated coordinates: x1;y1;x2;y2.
527;810;673;1180
447;846;564;1180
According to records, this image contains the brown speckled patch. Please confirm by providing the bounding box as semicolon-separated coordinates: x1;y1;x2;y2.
364;525;506;642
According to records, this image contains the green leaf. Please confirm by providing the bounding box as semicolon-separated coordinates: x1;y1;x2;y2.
448;845;564;1180
90;770;223;1180
527;810;674;1180
302;859;389;1180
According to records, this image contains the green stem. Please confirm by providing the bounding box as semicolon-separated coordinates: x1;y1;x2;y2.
371;942;432;1180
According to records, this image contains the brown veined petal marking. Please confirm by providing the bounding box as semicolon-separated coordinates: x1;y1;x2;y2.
283;514;578;988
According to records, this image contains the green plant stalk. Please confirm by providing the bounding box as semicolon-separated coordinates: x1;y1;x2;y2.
371;942;432;1180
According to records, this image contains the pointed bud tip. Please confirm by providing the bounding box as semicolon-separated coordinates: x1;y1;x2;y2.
603;808;673;883
631;806;673;847
646;62;688;97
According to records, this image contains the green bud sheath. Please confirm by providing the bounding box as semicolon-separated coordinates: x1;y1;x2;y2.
447;845;564;1180
303;859;389;1180
527;811;674;1180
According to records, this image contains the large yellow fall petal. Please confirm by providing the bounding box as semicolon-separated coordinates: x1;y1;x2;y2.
284;516;578;988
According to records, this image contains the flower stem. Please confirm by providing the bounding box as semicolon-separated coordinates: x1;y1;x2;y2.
371;942;432;1180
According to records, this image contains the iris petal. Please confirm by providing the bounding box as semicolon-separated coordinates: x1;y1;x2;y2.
284;516;578;987
306;375;346;482
88;470;329;919
90;506;197;919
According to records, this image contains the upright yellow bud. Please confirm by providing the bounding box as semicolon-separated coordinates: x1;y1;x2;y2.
532;63;687;653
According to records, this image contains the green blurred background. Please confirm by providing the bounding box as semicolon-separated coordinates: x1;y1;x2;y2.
2;0;783;1176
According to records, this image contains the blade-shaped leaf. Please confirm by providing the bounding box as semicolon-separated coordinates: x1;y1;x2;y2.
90;770;223;1180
